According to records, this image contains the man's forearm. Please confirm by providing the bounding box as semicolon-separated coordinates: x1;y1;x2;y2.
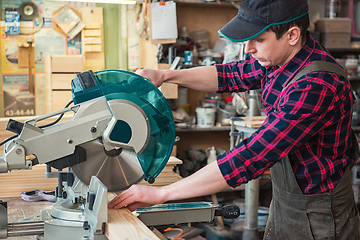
163;65;218;92
160;161;230;202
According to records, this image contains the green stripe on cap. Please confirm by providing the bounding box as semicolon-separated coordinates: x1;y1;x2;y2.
219;11;309;42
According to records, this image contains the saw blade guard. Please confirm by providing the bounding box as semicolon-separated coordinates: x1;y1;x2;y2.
71;69;175;183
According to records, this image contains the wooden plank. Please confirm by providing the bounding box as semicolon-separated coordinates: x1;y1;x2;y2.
84;44;102;52
139;37;158;70
17;46;35;68
50;55;84;73
0;165;58;198
83;37;102;44
51;74;76;90
223;116;266;128
81;7;105;72
159;83;178;99
315;18;351;33
83;29;101;37
84;22;101;29
44;54;53;114
156;63;178;99
106;208;159;240
51;91;73;112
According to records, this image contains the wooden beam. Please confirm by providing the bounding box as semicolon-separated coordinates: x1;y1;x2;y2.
106;193;159;240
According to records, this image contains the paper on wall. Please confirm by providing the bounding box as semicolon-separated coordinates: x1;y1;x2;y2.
151;2;177;40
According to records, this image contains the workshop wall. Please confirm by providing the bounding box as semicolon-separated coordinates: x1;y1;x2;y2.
0;1;134;118
0;0;97;118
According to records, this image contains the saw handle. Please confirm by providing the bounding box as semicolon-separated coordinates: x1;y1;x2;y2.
215;205;240;219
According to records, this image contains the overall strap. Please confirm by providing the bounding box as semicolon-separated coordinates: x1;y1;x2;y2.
288;61;349;87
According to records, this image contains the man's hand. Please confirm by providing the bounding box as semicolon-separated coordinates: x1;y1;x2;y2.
135;69;165;87
108;185;165;212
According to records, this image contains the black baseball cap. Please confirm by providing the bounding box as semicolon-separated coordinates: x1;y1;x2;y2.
218;0;309;42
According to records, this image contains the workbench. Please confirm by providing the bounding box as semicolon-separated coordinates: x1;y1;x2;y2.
3;196;159;240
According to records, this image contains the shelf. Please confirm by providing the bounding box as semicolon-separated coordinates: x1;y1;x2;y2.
175;0;241;8
349;76;360;81
352;126;360;132
328;48;360;59
176;125;231;132
328;48;360;54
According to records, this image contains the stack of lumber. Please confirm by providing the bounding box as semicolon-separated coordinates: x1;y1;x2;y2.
139;156;183;187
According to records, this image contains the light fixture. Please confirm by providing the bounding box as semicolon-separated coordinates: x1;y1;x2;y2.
46;0;137;5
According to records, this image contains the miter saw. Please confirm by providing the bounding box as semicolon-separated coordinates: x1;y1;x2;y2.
0;69;176;240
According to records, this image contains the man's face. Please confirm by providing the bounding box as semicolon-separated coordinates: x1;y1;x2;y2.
244;30;293;67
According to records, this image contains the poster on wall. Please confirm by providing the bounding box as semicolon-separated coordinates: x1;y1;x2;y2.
67;33;81;55
33;0;65;28
1;0;28;21
0;29;29;74
3;74;35;117
34;28;66;72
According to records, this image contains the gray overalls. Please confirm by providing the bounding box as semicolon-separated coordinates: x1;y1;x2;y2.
264;62;360;240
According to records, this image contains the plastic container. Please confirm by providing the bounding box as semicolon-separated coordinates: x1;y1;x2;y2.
207;146;217;165
217;104;236;123
190;29;209;50
196;39;210;50
196;107;216;128
258;206;269;228
190;29;208;42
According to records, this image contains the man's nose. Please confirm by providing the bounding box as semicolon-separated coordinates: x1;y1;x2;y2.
244;41;255;54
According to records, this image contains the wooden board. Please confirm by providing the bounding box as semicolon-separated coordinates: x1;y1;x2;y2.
51;74;76;90
0;165;58;198
51;91;73;112
315;18;352;33
320;33;351;49
223;116;266;128
157;63;178;99
81;7;105;72
106;207;159;240
50;55;84;73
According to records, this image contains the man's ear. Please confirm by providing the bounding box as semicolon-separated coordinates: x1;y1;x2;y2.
287;27;301;46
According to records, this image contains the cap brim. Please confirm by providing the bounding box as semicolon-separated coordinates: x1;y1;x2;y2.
219;11;309;42
218;15;268;42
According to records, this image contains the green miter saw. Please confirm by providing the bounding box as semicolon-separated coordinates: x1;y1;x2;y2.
0;69;175;190
70;69;176;191
0;70;175;239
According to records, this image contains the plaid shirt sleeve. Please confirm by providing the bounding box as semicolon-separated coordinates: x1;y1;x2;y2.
215;54;266;92
214;56;354;194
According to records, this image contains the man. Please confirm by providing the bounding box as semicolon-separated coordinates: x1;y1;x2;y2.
109;0;360;238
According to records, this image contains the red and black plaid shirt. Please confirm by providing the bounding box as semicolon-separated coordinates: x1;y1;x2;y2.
215;32;355;194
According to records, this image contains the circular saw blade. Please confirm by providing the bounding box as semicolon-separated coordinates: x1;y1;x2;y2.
71;140;144;192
